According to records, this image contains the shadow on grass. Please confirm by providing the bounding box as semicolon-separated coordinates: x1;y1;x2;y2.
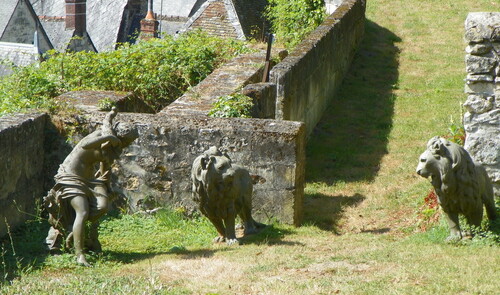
101;247;226;264
304;193;365;233
0;220;52;282
306;19;401;184
361;228;391;234
100;250;169;264
304;19;400;231
240;224;302;246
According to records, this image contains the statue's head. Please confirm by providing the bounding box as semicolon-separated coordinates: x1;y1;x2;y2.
416;137;450;178
113;122;139;147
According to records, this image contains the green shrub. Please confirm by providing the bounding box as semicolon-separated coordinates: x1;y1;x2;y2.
0;30;249;116
445;120;465;145
265;0;326;49
208;93;254;118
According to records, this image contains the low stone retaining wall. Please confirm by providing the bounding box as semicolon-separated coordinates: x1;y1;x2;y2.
83;112;305;225
463;12;500;197
0;113;46;236
270;0;366;136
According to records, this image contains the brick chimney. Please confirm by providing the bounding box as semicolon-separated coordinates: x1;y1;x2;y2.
140;0;159;40
65;0;86;36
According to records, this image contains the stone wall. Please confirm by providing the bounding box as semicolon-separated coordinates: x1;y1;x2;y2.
270;0;366;136
242;82;277;119
0;0;367;230
0;113;47;236
80;112;305;226
162;52;265;117
463;12;500;197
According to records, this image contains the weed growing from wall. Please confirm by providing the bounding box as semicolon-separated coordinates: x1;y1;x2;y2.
208;93;254;118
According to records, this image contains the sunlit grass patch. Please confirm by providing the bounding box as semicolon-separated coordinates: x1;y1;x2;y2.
99;208;217;255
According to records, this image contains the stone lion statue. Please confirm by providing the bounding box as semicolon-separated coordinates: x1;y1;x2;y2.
191;146;265;245
416;136;497;240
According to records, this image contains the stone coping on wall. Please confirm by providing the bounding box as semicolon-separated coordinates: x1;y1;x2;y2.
55;90;155;113
160;51;265;116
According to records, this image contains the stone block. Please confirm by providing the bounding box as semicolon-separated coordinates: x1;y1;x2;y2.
465;135;500;166
466;43;492;55
465;132;500;197
463;94;494;114
242;82;277;119
464;109;500;132
466;74;494;83
465;12;500;42
56;90;155;113
464;81;495;95
493;42;500;55
465;54;497;74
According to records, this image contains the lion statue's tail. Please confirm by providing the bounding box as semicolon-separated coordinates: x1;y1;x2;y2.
481;173;498;221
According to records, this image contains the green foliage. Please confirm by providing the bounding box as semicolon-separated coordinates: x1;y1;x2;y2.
0;31;249;115
265;0;326;49
98;207;216;254
208;93;254;118
445;120;465;146
97;98;116;111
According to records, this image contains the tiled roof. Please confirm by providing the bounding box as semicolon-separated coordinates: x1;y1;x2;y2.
22;0;268;52
30;0;129;52
0;2;18;37
153;0;204;18
1;0;54;53
29;0;208;51
182;0;268;40
232;0;268;39
0;41;39;76
86;0;130;51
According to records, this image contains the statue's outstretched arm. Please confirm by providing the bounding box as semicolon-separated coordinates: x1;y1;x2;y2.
102;107;117;136
81;134;121;150
81;108;121;150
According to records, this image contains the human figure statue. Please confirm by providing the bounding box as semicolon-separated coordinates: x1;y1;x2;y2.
44;108;138;266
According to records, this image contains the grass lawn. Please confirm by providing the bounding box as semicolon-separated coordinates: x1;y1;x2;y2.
1;0;499;294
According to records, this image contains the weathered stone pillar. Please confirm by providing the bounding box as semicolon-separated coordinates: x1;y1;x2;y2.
463;12;500;197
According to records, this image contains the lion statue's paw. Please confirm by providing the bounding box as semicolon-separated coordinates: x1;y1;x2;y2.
213;236;226;243
226;238;240;246
445;234;462;243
